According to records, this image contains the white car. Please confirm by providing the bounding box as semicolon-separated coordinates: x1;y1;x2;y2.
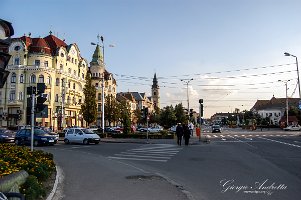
148;126;163;133
64;128;100;144
283;125;301;131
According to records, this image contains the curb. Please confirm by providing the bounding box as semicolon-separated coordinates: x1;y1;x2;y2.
46;165;62;200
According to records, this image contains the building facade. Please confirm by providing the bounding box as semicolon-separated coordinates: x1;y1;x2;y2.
0;33;89;130
89;44;117;127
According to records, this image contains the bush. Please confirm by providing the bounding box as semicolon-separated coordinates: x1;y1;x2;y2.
20;175;46;200
0;144;55;199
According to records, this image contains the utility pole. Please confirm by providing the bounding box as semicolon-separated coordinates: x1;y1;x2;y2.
181;78;193;119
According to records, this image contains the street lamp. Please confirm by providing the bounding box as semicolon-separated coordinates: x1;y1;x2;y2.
284;52;300;98
278;79;290;127
181;78;193;118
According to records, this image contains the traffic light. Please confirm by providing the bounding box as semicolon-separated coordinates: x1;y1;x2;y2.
36;83;48;118
200;104;204;117
0;19;14;88
190;109;193;118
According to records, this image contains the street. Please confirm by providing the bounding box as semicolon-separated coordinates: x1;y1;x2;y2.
41;128;301;200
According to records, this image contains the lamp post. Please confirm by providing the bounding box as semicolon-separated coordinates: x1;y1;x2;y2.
284;52;300;98
278;79;290;127
181;78;193;119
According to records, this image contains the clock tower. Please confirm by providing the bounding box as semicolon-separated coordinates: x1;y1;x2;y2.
152;73;160;109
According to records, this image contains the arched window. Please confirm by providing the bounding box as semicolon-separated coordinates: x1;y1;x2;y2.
38;75;44;83
82;73;84;79
19;74;24;83
11;73;16;83
30;74;36;83
56;78;60;86
46;76;51;85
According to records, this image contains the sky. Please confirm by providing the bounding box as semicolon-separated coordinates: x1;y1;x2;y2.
2;0;301;118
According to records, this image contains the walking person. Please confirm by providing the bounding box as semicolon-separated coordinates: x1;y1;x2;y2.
188;122;194;136
183;123;190;146
176;123;183;146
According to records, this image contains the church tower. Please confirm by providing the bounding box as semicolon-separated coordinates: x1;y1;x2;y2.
151;73;160;109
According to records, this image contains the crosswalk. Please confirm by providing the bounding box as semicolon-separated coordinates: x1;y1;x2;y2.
108;144;182;162
203;134;296;139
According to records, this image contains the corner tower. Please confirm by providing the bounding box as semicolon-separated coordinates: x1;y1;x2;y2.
151;73;160;109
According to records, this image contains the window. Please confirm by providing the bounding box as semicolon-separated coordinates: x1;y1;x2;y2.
11;73;16;83
56;78;60;86
68;82;71;88
75;59;77;64
73;83;76;90
95;83;99;88
79;99;82;104
60;53;64;57
20;74;24;83
82;73;84;79
73;97;76;104
98;103;101;111
98;93;101;100
14;58;20;65
18;92;23;101
74;70;76;76
68;68;71;73
46;76;51;85
35;60;40;66
67;96;71;104
38;75;44;83
55;94;59;102
9;90;15;101
30;74;36;83
60;64;63;70
72;58;74;63
44;61;48;67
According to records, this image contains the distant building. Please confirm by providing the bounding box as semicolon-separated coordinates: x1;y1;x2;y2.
251;96;300;125
151;73;160;109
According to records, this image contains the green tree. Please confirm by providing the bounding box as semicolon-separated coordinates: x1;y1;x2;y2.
81;73;97;126
118;100;131;134
159;105;176;128
174;103;187;124
104;94;119;126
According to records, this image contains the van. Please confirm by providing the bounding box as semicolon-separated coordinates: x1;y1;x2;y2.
64;128;100;144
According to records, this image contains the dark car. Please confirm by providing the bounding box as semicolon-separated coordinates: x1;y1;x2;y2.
0;129;15;143
212;125;222;133
15;128;56;146
35;126;59;143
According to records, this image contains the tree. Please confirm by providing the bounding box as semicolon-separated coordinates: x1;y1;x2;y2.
104;94;119;126
159;105;176;128
174;103;187;124
81;72;97;126
118;100;131;134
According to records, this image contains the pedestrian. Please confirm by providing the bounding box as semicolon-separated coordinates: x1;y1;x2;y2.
176;123;183;146
188;122;194;136
183;124;190;146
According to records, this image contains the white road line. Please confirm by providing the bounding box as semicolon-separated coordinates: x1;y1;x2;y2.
258;137;301;148
115;154;171;159
120;152;173;157
108;156;168;162
227;135;257;148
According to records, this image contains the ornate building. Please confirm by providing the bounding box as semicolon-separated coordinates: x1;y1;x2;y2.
0;33;89;130
151;73;160;109
89;43;117;127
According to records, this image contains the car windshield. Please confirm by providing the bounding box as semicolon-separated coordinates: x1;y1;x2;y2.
213;125;220;128
82;129;94;134
34;129;47;135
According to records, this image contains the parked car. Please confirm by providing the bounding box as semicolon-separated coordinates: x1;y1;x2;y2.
212;125;222;133
149;126;163;133
283;125;301;131
0;129;15;143
64;128;100;144
35;126;59;143
15;128;56;146
170;125;177;132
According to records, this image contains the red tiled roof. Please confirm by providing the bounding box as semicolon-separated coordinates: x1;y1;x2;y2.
18;34;67;56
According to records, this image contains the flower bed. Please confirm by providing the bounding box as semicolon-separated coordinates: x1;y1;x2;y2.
0;144;56;200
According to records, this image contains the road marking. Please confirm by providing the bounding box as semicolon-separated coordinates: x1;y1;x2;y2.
258;137;301;148
108;144;182;162
227;135;257;148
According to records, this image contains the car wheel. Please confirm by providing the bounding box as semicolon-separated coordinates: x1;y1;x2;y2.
95;141;99;144
15;139;19;146
64;139;70;144
34;140;39;147
83;139;89;145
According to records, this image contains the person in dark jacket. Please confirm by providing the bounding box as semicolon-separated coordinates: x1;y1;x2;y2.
176;123;184;146
183;123;190;146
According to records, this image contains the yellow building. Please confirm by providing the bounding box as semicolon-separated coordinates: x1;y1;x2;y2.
0;33;88;130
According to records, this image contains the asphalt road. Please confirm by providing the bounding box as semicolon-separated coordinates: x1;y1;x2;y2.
40;129;301;200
